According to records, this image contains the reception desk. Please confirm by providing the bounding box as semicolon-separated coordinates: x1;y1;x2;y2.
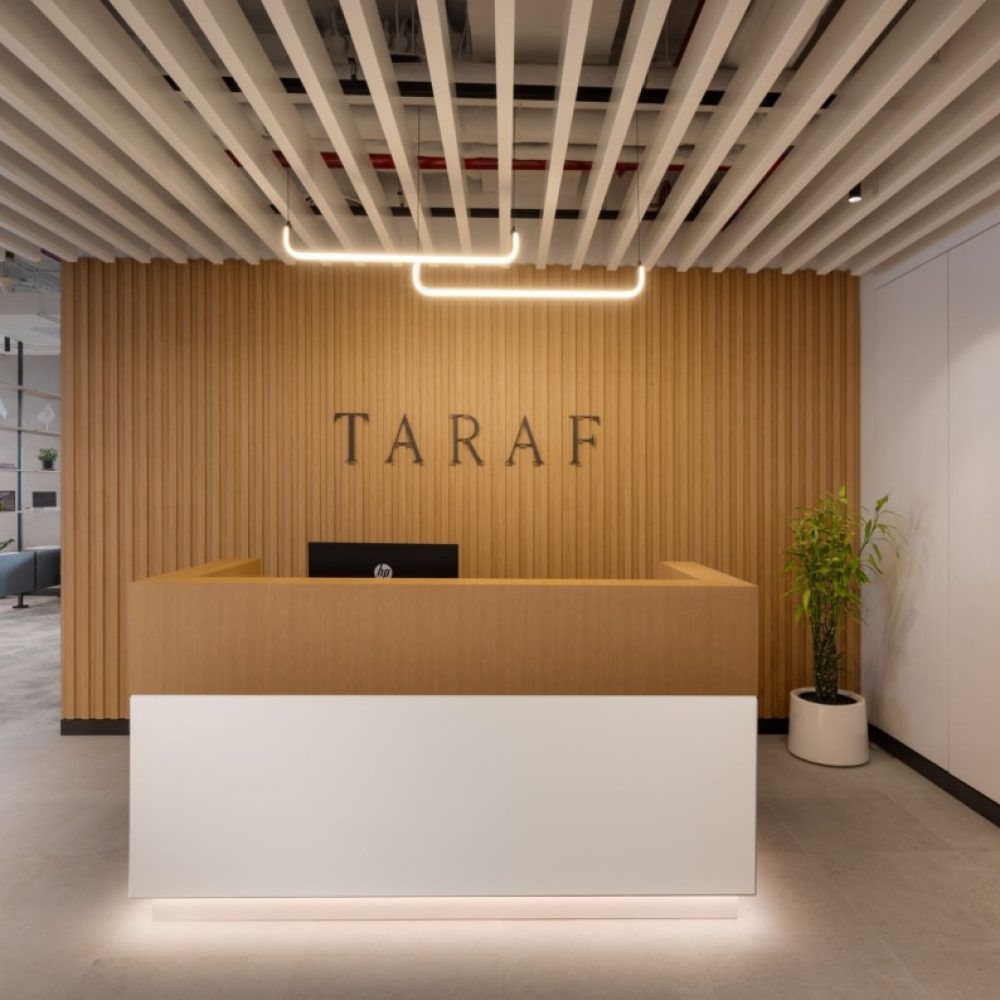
127;561;758;917
127;559;757;697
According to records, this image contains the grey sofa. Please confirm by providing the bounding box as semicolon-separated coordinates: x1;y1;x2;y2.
0;547;61;599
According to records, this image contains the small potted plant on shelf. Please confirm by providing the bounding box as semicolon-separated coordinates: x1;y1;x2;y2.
784;486;897;766
38;447;57;471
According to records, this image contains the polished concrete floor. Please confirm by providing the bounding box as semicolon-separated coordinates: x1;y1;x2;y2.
3;598;1000;998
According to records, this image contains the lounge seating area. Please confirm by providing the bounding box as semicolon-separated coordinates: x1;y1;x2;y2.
0;546;61;605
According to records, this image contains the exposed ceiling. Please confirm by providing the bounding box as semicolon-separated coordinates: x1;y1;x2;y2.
0;0;998;274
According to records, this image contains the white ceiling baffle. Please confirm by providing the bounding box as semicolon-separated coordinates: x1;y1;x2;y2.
0;0;989;273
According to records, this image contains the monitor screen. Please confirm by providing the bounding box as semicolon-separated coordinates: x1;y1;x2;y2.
308;542;459;579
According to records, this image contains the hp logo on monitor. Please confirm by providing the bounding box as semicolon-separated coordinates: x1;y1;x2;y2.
373;563;393;579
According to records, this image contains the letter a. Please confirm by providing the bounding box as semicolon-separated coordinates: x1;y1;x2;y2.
506;416;544;466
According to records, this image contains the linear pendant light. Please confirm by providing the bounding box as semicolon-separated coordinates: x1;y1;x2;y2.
282;224;521;266
411;261;647;300
410;89;649;302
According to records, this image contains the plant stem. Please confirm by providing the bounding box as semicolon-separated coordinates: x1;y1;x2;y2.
812;617;839;704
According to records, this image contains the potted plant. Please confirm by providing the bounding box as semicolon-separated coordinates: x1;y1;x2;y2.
38;447;57;471
784;487;897;766
0;539;12;552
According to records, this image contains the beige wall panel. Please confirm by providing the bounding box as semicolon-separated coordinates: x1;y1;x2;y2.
61;261;859;719
126;560;757;698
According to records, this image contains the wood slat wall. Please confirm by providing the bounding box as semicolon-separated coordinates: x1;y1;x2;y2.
61;260;859;720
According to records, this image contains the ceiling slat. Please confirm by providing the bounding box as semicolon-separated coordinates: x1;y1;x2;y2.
183;0;362;251
3;1;260;262
876;188;1000;275
0;0;989;275
569;0;670;270
822;122;1000;272
417;0;472;252
850;158;1000;274
791;62;1000;273
671;0;906;271
263;0;398;251
709;0;988;272
536;0;594;268
0;142;151;261
605;0;750;270
0;204;80;262
0;178;117;262
35;0;286;261
0;228;42;262
112;0;330;252
495;0;515;247
642;0;826;269
761;1;1000;273
0;67;212;262
340;0;435;250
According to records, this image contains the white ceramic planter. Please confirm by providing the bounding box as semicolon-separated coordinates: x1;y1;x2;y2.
787;687;870;767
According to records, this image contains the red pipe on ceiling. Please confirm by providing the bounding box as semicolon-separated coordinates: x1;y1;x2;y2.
260;150;729;175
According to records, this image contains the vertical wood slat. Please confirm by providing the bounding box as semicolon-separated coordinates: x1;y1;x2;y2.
61;263;860;721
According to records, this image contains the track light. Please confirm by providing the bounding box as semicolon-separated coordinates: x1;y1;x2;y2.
847;184;862;204
411;262;647;301
282;224;521;267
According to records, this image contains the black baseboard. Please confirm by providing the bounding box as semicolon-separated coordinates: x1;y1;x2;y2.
60;718;130;735
869;725;1000;829
66;716;791;737
757;718;789;734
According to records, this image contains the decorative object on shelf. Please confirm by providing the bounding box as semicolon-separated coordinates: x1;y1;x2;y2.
784;487;898;766
38;447;57;471
0;393;7;421
37;402;56;432
0;490;13;512
32;491;56;510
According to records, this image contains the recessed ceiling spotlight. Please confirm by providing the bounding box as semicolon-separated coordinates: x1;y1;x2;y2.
848;184;862;204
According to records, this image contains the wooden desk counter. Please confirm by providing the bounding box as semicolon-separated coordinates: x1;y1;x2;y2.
126;560;757;698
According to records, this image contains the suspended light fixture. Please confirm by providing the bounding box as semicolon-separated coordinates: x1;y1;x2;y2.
847;183;862;204
410;89;648;303
281;104;520;269
282;223;520;267
411;261;646;300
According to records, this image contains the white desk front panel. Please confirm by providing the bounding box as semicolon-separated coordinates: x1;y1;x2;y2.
130;695;757;899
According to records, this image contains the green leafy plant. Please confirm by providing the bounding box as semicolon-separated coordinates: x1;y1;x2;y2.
784;487;898;705
38;447;57;468
0;538;12;552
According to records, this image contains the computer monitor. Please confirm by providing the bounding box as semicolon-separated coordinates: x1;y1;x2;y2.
308;541;459;579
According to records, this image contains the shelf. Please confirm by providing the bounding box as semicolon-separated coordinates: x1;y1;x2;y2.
0;468;60;474
0;426;60;437
0;508;61;515
0;381;61;400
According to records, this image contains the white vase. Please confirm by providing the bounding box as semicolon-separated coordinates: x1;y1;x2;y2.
787;687;870;766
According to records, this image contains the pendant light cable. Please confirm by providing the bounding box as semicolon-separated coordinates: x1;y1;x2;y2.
635;81;643;268
281;87;518;265
410;78;647;301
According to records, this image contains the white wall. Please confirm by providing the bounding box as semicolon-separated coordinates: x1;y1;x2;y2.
862;209;1000;803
